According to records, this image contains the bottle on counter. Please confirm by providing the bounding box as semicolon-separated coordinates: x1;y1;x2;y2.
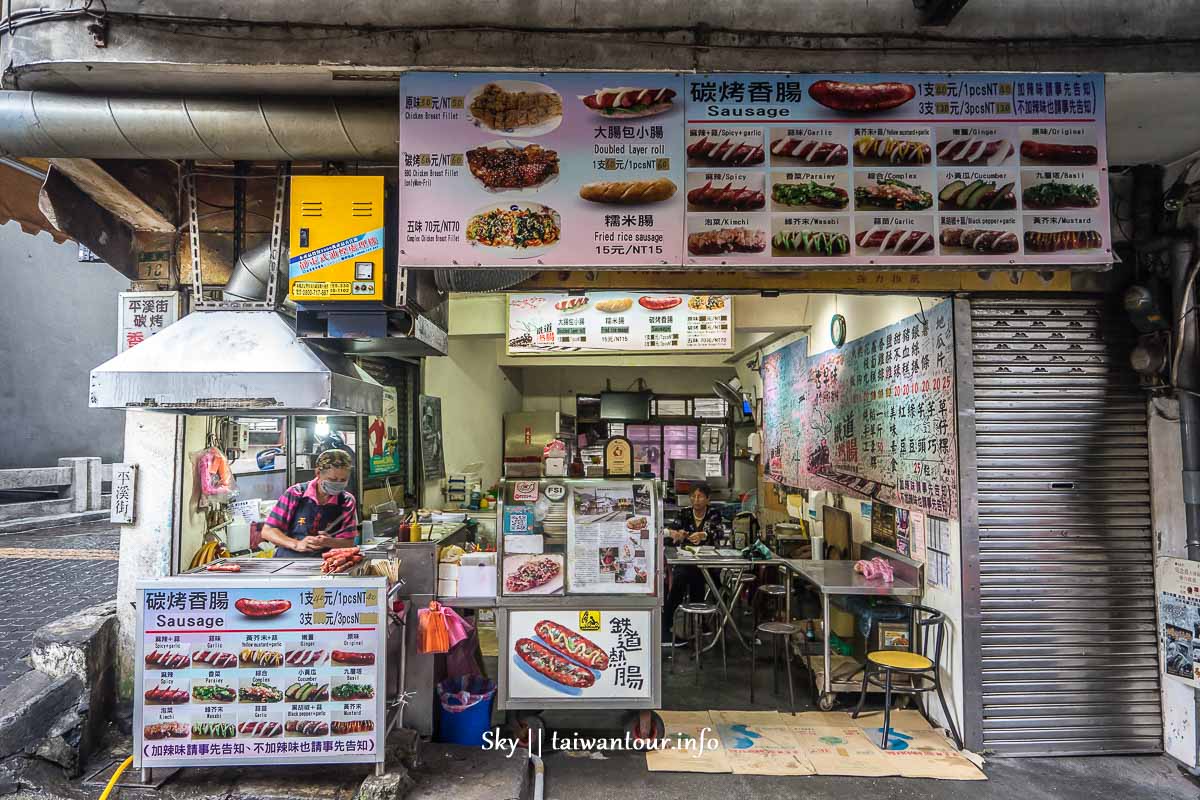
469;484;481;511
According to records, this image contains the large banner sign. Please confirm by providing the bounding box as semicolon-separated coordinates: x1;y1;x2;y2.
401;72;1109;269
762;299;958;517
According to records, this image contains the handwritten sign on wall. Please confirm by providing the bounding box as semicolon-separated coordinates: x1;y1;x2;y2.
762;299;958;517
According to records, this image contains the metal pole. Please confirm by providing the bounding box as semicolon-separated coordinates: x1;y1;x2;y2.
1171;236;1200;561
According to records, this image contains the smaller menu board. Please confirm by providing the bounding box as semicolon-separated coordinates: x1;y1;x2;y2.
135;578;386;768
506;292;733;354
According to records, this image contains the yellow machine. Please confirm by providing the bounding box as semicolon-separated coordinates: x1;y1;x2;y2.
288;175;385;303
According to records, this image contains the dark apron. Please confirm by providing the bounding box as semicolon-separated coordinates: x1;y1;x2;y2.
273;482;331;558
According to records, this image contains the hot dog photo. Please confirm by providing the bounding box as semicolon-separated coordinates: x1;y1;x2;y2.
508;611;655;697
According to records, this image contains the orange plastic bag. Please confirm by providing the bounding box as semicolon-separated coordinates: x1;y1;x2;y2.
418;601;451;654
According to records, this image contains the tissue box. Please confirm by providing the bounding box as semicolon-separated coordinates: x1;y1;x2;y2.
437;563;460;581
459;553;497;597
436;578;458;597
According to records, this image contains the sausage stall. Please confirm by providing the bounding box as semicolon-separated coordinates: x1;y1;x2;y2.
493;476;665;739
135;569;389;773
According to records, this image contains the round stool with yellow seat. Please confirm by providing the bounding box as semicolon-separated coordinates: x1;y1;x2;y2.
851;602;962;751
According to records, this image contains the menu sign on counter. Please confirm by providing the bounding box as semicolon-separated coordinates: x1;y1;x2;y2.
400;72;685;267
566;481;656;594
506;292;733;354
685;73;1109;267
134;578;386;768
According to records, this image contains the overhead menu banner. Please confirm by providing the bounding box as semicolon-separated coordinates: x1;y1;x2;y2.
400;72;686;267
400;72;1108;269
505;292;733;354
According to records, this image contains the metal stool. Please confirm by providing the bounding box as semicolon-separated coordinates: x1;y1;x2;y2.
751;621;799;713
730;572;757;615
672;602;724;682
755;583;788;629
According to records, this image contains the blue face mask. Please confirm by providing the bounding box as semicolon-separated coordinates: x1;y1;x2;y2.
320;479;348;495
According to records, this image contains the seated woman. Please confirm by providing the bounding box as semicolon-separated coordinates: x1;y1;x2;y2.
661;483;724;646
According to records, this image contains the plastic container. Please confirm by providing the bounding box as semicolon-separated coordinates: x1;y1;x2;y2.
437;676;496;746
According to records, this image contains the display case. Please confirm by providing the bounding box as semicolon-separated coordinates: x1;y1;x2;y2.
493;478;663;717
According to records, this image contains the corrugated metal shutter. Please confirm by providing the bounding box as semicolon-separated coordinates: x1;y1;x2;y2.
971;296;1162;756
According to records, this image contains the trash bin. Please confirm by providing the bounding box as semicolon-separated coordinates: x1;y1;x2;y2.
437;676;496;746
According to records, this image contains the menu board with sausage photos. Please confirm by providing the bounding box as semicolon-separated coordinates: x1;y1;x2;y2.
135;578;386;768
400;72;686;267
681;73;1109;267
506;292;732;354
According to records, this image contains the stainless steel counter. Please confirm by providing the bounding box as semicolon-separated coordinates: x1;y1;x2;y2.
785;559;920;597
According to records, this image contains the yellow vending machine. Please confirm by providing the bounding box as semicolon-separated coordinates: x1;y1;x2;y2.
288;175;385;303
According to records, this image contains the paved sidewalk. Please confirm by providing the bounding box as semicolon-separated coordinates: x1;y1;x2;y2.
0;520;120;689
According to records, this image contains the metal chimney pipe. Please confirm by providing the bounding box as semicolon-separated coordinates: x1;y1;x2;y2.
1171;235;1200;561
0;91;398;160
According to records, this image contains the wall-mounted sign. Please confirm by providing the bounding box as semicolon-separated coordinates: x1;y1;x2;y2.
118;291;180;352
1158;557;1200;688
367;386;400;477
418;395;445;481
400;72;1109;270
110;463;137;524
762;299;958;517
506;292;732;354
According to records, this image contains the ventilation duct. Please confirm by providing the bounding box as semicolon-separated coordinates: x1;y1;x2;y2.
433;269;536;293
0;91;397;160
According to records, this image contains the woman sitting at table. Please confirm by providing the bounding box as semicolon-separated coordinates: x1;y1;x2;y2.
661;483;725;647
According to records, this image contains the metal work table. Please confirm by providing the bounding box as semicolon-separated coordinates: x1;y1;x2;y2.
784;558;920;710
665;548;790;652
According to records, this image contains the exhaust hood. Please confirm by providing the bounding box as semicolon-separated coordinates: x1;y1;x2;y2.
90;311;383;416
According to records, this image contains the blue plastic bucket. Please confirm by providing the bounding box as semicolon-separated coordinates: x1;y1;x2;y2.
437;676;496;746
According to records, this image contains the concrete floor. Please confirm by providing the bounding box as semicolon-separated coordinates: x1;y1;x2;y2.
541;750;1199;800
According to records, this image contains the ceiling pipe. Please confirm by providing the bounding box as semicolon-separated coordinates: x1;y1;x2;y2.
0;91;398;160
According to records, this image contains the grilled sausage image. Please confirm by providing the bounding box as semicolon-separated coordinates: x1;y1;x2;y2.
331;650;376;666
284;720;330;737
331;720;376;735
769;138;848;165
534;620;609;670
514;638;596;689
193;650;239;668
234;598;291;618
285;649;326;666
145;651;190;669
144;686;190;704
809;80;915;112
686;181;765;211
1020;141;1098;166
638;296;682;311
238;721;283;738
1024;230;1103;252
144;722;189;740
686;137;765;166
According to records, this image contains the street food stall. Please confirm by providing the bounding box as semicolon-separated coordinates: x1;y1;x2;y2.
491;477;665;739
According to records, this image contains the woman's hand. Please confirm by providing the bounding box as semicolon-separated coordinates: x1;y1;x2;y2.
668;529;685;545
687;531;705;546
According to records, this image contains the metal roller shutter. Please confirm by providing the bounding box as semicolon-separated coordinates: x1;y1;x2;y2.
970;296;1162;756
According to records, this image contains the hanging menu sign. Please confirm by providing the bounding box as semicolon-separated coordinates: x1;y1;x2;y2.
134;577;386;769
400;72;686;267
762;299;958;517
684;73;1109;268
398;72;1108;270
505;292;732;354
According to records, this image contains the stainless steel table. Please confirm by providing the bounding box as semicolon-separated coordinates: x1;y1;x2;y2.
784;559;920;710
665;549;789;652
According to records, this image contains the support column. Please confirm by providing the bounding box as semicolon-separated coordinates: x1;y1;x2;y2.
114;410;183;700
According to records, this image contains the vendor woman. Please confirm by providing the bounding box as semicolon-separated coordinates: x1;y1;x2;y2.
662;483;725;646
261;449;359;557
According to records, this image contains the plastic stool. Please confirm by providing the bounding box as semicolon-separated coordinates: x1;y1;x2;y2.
751;621;799;713
672;602;723;683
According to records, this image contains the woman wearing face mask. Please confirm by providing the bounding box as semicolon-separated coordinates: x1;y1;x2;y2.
261;449;359;557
